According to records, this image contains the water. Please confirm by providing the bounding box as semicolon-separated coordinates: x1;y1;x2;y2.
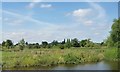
14;61;119;70
52;61;118;70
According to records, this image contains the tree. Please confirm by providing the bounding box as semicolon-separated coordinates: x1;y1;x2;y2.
85;39;93;47
19;39;26;46
51;40;59;46
80;39;87;47
18;39;26;50
65;39;71;48
61;39;65;44
106;36;114;47
0;44;2;51
25;42;28;46
2;41;6;46
28;43;33;49
106;18;120;47
42;41;48;48
3;40;13;48
35;43;40;48
80;39;94;47
47;44;52;48
71;38;80;47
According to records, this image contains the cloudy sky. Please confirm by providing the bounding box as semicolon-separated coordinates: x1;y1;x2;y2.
1;2;118;43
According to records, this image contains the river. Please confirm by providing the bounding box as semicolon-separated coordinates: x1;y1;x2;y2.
13;61;119;70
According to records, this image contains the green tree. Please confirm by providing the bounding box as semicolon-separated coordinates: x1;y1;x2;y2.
28;43;33;49
47;44;52;48
35;43;40;48
80;39;94;47
51;40;59;46
71;38;80;47
61;39;65;44
85;39;93;47
4;40;13;48
2;41;6;47
65;39;71;48
80;39;87;47
42;41;48;48
18;39;26;50
0;44;2;51
106;18;120;47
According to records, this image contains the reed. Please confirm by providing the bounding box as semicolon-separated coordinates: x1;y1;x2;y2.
1;47;119;70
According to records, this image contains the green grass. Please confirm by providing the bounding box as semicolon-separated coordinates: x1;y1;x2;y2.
2;47;119;69
0;51;2;70
104;48;118;61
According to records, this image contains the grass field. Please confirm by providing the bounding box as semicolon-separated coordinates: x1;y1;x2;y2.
0;51;2;70
1;47;119;69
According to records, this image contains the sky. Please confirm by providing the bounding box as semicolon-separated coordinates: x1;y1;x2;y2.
1;2;118;43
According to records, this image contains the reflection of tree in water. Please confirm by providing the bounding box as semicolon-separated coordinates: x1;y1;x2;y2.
105;61;118;70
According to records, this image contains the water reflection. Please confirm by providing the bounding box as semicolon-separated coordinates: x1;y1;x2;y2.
52;61;118;70
11;61;118;70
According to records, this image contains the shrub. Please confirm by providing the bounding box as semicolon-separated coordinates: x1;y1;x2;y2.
59;44;64;49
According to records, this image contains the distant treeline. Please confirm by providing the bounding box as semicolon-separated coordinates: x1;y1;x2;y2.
1;38;105;50
1;18;120;50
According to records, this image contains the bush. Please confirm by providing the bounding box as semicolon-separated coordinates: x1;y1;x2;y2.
59;44;64;49
63;53;78;64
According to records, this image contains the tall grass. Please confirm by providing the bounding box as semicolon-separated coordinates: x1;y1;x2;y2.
104;48;118;61
0;51;2;70
2;48;119;69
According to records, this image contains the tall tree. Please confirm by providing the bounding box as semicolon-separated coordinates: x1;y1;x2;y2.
51;40;59;46
2;41;6;46
61;39;65;44
4;40;13;48
106;18;120;47
18;39;26;50
65;39;71;48
71;38;80;47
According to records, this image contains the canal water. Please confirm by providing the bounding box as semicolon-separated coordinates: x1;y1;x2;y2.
13;61;119;70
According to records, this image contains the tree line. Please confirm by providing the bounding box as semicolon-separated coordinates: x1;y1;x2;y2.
1;38;104;50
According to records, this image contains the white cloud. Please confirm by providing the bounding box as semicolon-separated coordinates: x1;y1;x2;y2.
2;25;80;43
68;8;94;26
28;3;35;9
2;10;84;43
2;32;25;43
3;10;54;26
2;29;83;43
89;2;106;19
2;2;110;43
69;8;94;26
27;0;42;9
72;9;92;17
68;2;107;27
27;0;52;9
84;20;93;26
40;4;52;8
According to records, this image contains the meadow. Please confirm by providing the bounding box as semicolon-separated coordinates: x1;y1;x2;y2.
1;47;119;70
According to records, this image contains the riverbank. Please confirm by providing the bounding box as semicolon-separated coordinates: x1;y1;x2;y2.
1;47;119;70
3;61;119;70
